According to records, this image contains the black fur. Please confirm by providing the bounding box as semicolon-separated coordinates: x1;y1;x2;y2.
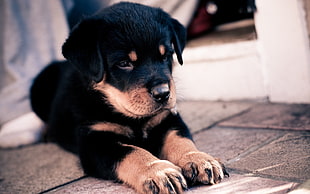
31;2;188;179
31;4;230;192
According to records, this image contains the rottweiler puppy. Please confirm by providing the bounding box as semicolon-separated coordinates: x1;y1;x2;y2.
31;2;228;194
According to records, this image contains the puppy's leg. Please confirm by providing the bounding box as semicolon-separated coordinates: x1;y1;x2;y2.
116;144;187;194
79;130;187;194
160;130;229;185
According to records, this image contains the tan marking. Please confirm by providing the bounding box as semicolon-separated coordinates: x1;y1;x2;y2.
94;81;152;118
93;74;177;119
116;144;185;194
160;130;198;162
159;45;165;56
91;122;133;137
128;51;138;62
116;144;158;193
160;130;225;185
94;80;176;118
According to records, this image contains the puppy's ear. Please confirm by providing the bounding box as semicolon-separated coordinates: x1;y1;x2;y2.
170;19;186;65
62;19;104;82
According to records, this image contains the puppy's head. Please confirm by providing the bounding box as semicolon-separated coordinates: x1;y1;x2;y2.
62;2;186;118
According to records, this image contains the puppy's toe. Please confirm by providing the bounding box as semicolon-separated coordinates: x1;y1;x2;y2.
140;160;187;194
179;152;229;185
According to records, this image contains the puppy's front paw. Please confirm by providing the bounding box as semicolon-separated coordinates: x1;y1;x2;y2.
179;152;229;185
140;160;187;194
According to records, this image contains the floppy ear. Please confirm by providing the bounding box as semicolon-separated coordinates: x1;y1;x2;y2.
170;18;187;65
62;19;105;82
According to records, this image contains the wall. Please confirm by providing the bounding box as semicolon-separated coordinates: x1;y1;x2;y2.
255;0;310;103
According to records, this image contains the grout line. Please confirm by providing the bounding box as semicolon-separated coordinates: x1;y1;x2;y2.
38;176;88;194
192;106;253;135
225;133;284;165
218;123;310;131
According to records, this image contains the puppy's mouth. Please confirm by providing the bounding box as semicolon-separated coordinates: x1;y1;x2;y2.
95;81;177;118
122;102;178;118
122;104;165;118
118;93;176;118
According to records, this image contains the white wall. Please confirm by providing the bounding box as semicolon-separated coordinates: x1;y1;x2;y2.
255;0;310;103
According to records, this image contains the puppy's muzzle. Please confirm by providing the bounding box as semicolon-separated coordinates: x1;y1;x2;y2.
151;83;170;103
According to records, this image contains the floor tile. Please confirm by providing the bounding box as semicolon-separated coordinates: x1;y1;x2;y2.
178;101;253;133
47;177;136;194
186;173;298;194
47;173;299;194
192;127;284;162
228;132;310;182
219;103;310;130
1;101;309;194
0;143;83;194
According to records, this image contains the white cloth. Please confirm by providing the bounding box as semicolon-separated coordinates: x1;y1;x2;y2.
0;0;68;124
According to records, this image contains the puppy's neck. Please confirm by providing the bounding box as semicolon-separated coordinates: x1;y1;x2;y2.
142;110;171;139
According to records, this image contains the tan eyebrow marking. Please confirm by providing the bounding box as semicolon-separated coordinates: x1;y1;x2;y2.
159;45;165;56
128;51;138;62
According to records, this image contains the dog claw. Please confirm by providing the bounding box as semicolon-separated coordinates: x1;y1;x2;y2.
179;152;228;186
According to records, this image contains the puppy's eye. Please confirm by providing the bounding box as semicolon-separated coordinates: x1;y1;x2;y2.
117;61;134;71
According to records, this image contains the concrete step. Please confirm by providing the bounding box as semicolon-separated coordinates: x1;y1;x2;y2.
174;20;266;101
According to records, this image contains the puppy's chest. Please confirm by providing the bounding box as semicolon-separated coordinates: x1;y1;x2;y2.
90;118;160;141
123;120;162;143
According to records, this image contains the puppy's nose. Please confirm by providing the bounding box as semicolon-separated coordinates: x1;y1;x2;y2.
151;83;170;103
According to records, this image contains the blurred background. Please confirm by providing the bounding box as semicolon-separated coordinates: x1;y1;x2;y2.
176;0;310;104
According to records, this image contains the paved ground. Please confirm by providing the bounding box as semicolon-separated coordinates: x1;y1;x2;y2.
1;101;309;194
